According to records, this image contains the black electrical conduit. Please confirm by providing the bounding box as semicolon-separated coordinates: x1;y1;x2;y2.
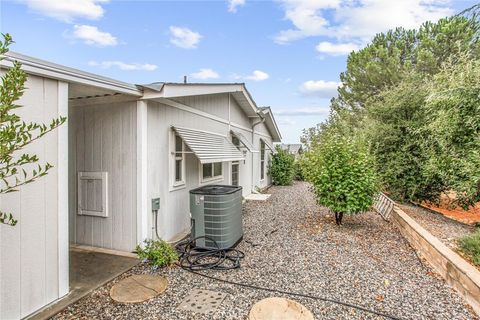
175;236;405;320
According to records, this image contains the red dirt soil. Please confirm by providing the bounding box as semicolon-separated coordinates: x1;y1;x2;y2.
419;193;480;225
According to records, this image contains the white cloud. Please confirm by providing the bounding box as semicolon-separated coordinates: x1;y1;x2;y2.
190;68;220;80
316;41;359;56
88;60;158;71
169;26;202;49
234;70;269;81
275;0;454;45
277;117;297;126
300;80;341;98
23;0;108;23
275;106;330;117
228;0;245;13
72;24;117;46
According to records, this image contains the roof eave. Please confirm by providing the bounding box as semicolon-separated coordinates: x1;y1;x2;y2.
1;52;143;96
260;107;282;142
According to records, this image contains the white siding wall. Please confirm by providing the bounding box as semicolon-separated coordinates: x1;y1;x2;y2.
229;97;251;128
69;101;137;252
230;126;253;196
146;95;263;241
252;125;274;189
172;94;229;120
0;74;69;319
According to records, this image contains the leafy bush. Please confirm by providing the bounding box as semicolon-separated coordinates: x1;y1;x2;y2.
458;230;480;266
303;134;378;225
293;160;304;181
422;55;480;208
365;71;440;202
301;13;480;208
269;147;295;186
136;239;178;267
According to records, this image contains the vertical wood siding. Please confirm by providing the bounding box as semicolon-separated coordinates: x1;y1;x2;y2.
229;97;251;128
0;74;68;319
172;94;229;120
146;93;271;242
69;101;137;252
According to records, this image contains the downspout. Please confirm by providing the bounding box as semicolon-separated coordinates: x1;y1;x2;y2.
251;110;265;194
228;93;231;131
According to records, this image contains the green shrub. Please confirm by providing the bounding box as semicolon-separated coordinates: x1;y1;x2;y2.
301;14;480;207
458;230;480;265
136;239;178;267
293;160;304;181
269;147;295;185
303;134;378;225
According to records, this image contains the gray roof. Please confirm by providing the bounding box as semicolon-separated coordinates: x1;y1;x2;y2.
279;144;303;154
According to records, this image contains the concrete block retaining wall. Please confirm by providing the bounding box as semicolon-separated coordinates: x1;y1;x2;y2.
391;206;480;315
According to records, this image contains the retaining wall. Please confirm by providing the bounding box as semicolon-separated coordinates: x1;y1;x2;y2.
391;206;480;315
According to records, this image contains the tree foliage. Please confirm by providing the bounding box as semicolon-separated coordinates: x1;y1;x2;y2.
269;146;295;186
422;55;480;208
302;11;480;209
365;71;438;202
302;134;378;225
336;15;480;113
0;34;66;226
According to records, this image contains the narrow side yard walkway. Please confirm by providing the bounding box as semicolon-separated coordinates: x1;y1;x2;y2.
55;182;477;319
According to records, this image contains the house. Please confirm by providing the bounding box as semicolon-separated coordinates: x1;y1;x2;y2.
279;143;303;159
0;52;281;319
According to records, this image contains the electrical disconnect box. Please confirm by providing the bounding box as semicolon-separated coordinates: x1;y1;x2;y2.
152;198;160;211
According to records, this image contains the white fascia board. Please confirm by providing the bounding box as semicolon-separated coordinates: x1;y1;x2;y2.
239;85;260;114
1;52;142;97
163;84;243;98
141;87;165;100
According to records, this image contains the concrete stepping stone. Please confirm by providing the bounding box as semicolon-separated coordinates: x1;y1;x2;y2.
110;274;167;303
177;289;227;314
248;297;314;320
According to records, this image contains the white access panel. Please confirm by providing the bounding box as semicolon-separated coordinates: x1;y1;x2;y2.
77;171;108;217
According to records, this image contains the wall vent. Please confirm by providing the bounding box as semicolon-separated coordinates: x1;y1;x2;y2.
77;171;108;217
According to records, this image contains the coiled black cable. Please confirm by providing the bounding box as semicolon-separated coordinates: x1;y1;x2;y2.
175;236;404;320
175;236;245;271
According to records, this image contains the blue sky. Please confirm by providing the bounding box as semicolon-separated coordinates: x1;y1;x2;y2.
0;0;476;143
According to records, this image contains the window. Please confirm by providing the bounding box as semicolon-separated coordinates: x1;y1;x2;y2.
172;134;185;188
201;162;223;181
231;161;239;186
260;140;265;180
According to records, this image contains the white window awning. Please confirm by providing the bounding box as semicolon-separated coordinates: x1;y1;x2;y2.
261;138;277;154
230;130;257;152
172;126;245;164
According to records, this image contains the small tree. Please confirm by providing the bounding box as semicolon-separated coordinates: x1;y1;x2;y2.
0;34;66;226
269;146;295;186
303;134;377;225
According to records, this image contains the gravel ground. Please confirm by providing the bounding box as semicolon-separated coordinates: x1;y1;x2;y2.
399;203;476;250
54;182;477;320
